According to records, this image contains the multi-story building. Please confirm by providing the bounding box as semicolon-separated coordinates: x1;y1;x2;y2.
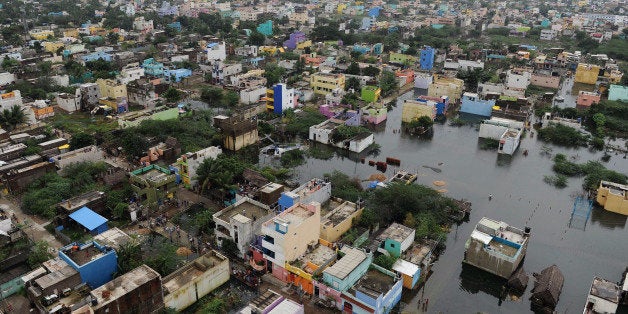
96;78;127;100
127;79;157;108
320;199;363;243
375;223;416;258
402;99;437;122
29;29;54;40
463;217;530;278
132;16;154;33
575;63;601;85
460;92;496;117
142;58;165;77
211;61;242;85
389;52;416;65
163;68;192;83
540;29;558;40
428;75;464;102
420;46;435;70
266;83;296;114
213;115;259;151
340;267;403;314
530;73;560;89
213;197;275;258
310;73;346;95
506;69;532;89
58;240;118;288
175;146;222;188
596;181;628;216
206;41;227;63
278;178;332;212
129;164;177;209
118;63;145;84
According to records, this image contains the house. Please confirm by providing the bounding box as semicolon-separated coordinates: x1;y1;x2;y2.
506;69;532;89
58;240;117;288
53;145;103;170
79;83;101;110
26;258;82;303
283;31;308;50
212;61;242;85
0;72;16;86
129;164;177;209
530;265;564;312
142;58;165;76
584;277;621;314
309;120;374;153
540;29;558;40
320;199;363;243
417;95;449;115
127;79;158;108
361;103;387;125
460;92;496;117
56;92;81;112
240;86;267;105
29;29;54;40
96;78;127;100
30;100;54;120
3;161;56;193
89;264;164;314
576;91;601;109
596;181;628;216
67;206;109;235
162;251;229;311
175;146;223;188
163;68;192;83
213;115;259;151
530;74;561;89
92;228;132;251
206;41;227;63
361;86;381;103
608;84;628;101
257;20;273;36
81;51;113;63
478;118;524;156
241;290;305;313
278;178;331;212
392;259;420;289
414;72;433;89
118;63;145;84
428;75;464;102
281;239;337;295
575;63;601;84
133;16;154;33
402;99;437;122
376;223;415;257
340;267;403;314
261;202;322;292
389;53;416;65
420;46;435;70
311;73;346;95
463;217;530;278
320;246;373;304
213;197;274;258
266;83;296;114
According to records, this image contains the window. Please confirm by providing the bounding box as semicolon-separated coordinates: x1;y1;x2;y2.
264;235;274;244
390;243;395;248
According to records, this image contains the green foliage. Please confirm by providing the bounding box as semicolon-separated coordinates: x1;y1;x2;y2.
247;30;266;45
202;298;226;314
307;145;335;160
374;254;397;270
146;241;182;276
200;87;224;106
282;108;327;137
543;174;568;188
221;238;239;257
345;76;361;92
326;170;366;202
116;240;143;274
590;137;605;151
193;209;216;234
406;116;434;133
363;65;380;77
70;132;94;149
28;241;52;268
537;123;590;147
415;211;446;240
346;62;361;75
379;70;398;96
163;87;183;103
0;105;27;131
456;68;494;91
551;155;627;190
331;125;370;143
280;149;305;167
479;138;500;150
196;154;250;193
586;101;628;138
263;63;286;87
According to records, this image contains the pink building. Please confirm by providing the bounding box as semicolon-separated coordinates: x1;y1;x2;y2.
531;74;560;89
576;91;601;109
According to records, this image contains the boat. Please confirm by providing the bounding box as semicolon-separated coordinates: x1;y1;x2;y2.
389;170;418;185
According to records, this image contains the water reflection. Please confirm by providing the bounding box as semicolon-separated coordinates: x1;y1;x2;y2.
590;207;627;230
459;263;508;301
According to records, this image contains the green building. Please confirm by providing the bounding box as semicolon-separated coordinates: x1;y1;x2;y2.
361;85;381;103
130;164;177;209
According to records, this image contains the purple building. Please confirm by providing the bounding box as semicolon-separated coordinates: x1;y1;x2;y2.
283;32;307;50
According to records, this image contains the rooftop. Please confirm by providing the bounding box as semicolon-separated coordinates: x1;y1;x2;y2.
93;228;131;250
322;200;360;227
377;222;415;243
600;180;627;195
353;268;397;299
392;259;420;276
163;251;227;294
471;217;527;258
61;243;108;266
216;197;271;224
57;191;106;213
260;182;284;194
35;264;78;290
589;276;621;303
91;265;160;309
69;207;108;232
130;164;173;184
290;178;330;201
272;202;318;227
249;290;283;312
298;244;336;273
324;246;368;280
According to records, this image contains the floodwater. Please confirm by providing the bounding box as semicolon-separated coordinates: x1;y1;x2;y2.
261;90;628;313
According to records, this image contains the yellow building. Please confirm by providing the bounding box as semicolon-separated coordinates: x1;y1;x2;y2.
63;29;79;38
402;99;437;123
604;70;623;84
43;41;65;53
96;78;127;99
320;199;363;243
296;40;312;50
337;4;347;14
29;30;54;40
596;181;628;216
575;63;600;84
428;75;464;102
310;73;346;95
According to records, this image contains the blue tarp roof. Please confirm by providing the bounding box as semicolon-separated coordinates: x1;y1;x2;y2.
69;207;108;231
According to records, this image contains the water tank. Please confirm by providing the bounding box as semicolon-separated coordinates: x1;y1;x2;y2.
524;226;531;236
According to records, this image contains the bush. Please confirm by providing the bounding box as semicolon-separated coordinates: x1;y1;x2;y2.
374;254;397;270
538;123;589;147
543;174;568;188
280;149;305;167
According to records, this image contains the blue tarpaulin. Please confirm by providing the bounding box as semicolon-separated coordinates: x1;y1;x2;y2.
69;207;108;235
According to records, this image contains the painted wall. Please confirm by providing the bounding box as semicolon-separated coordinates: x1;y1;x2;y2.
320;207;363;243
596;185;628;215
460;93;496;117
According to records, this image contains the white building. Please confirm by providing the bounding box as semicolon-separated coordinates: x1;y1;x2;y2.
240;86;266;105
118;63;145;84
0;72;16;86
540;29;558;41
206;41;227;63
56;91;81;112
268;83;296;114
309;120;374;153
414;72;433;89
179;146;222;187
212;61;242;85
506;69;532;89
212;197;275;258
444;59;485;71
584;277;621;314
478;118;524;155
133;17;154;32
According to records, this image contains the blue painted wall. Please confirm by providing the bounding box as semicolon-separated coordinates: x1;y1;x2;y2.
420;47;435;70
460;95;495;117
273;84;283;115
59;241;118;289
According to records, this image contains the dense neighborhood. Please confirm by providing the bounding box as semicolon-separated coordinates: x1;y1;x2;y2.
0;0;627;313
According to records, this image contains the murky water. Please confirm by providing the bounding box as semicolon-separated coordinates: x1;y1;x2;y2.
261;90;627;313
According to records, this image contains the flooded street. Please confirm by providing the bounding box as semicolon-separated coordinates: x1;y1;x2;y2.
262;90;627;313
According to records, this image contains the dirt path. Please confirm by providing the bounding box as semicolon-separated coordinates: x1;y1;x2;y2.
0;196;64;250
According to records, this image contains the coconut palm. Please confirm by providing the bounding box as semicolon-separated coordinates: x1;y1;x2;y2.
0;105;26;131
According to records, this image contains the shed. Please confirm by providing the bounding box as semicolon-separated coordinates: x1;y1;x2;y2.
530;265;564;312
68;206;109;235
392;259;420;289
508;267;529;293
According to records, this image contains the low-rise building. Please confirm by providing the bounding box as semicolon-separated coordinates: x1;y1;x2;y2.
460;92;496;117
309;120;374;153
584;276;621;314
506;69;532;90
129;164;177;209
608;84;628;102
402;99;437;122
213;115;259;151
162;251;230;311
575;63;601;85
311;73;346;95
596;181;628;216
321;246;372;300
56;92;81;112
175;146;222;188
463;217;530;278
376;223;415;258
58;240;117;288
278;178;332;212
530;74;561;89
428;75;464;102
576;91;601;109
340;267;403;314
213;197;274;258
320;199;363;243
392;259;421;289
361;86;381;103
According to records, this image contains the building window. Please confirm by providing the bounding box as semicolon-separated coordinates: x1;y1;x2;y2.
264;235;274;244
390;243;395;248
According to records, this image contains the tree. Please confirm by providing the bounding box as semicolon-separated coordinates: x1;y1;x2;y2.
374;254;397;270
162;87;182;103
37;61;52;74
345;77;361;92
403;212;417;228
247;30;266;46
107;32;119;45
379;70;398;96
204;72;213;83
146;242;182;276
221;238;239;257
223;90;239;107
70;132;94;149
0;105;26;131
362;65;380;77
202;298;226;314
116;240;142;274
200;87;224;107
196;155;249;194
346;62;361;75
28;241;53;268
263;63;286;87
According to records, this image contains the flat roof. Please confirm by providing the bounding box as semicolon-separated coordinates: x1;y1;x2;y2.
274;203;316;226
216;198;271;224
58;191;105;212
163;251;226;293
267;298;303;314
324;246;367;280
250;290;283;312
590;277;621;303
93;228;131;250
91;265;160;309
323;201;360;227
392;259;419;276
354;268;396;299
300;245;336;271
260;182;283;194
35;265;78;290
62;244;106;266
69;207;108;231
377;222;414;243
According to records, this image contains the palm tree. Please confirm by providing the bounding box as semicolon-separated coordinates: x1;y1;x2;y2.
0;105;26;131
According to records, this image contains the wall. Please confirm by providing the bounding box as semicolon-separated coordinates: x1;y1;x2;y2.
460;94;495;117
322;252;372;292
240;86;266;104
348;133;374;153
463;238;525;278
320;207;363;243
575;64;600;84
54;146;103;169
224;129;258;151
281;204;321;263
596;186;628;215
401;100;436;122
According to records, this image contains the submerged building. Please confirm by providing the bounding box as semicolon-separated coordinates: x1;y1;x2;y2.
463;217;530;278
596;181;628;216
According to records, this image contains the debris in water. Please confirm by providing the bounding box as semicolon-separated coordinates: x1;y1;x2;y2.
423;165;442;173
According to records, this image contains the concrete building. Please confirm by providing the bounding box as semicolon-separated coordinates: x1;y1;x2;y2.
420;46;435;70
361;86;381;103
460;92;496;117
213;197;274;258
242;289;305;313
163;251;230;311
478;118;524;156
163;68;192;83
340;267;403;314
392;259;421;289
414;72;433;89
530;74;561;89
584;277;621;314
463;217;530;278
79;83;101;110
575;63;601;85
401;99;437;122
53;145;103;170
308;120;374;153
311;73;346;95
58;240;117;288
389;52;416;65
213;115;259;151
206;41;227;63
211;61;242;85
89;264;163;314
142;58;164;76
240;86;267;105
376;223;415;258
576;91;601;109
118;63;145;84
175;146;222;188
278;178;331;212
361;103;387;125
608;84;628;101
96;78;127;100
428;75;464;102
506;69;532;89
81;51;113;63
26;258;81;302
0;72;16;86
56;92;81;112
540;29;558;40
322;246;372;296
320;199;363;243
133;16;154;32
129;164;177;209
266;83;296;114
596;181;628;216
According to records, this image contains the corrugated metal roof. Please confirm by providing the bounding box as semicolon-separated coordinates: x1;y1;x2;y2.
392;259;419;276
470;229;493;245
69;206;108;231
323;247;367;280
